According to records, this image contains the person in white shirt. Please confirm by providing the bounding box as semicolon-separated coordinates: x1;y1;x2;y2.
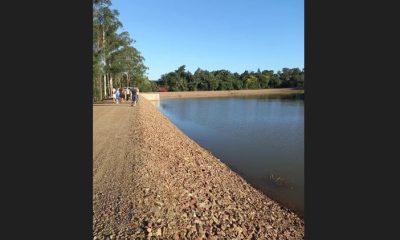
126;87;130;101
112;88;116;103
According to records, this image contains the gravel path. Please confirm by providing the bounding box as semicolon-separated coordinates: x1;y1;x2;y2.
93;99;304;239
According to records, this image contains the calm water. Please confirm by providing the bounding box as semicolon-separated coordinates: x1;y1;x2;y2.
157;94;304;216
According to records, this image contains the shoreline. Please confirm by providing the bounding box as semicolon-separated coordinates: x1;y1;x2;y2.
157;88;304;99
142;98;304;237
156;88;304;217
93;97;304;239
93;88;304;104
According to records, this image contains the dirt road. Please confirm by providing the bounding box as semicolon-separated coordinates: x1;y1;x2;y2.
93;99;304;239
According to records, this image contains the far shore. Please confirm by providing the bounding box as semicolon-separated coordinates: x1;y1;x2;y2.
152;88;304;99
94;88;304;104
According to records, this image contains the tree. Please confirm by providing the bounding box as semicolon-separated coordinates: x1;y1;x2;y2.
160;72;180;91
93;0;148;101
244;75;259;89
206;71;218;90
174;65;189;91
269;73;282;88
193;68;209;90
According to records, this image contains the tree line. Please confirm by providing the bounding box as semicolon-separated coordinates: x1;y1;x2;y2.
156;65;304;92
93;0;157;102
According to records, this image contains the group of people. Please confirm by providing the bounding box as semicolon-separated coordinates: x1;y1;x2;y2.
112;86;139;106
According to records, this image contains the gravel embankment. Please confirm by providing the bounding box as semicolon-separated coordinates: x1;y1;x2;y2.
93;98;304;239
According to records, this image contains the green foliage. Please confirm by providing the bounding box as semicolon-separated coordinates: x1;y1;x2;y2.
158;65;193;92
93;0;148;101
214;70;235;90
156;67;304;91
137;79;158;92
245;75;259;89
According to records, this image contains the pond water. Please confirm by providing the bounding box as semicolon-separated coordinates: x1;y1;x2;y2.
157;94;304;216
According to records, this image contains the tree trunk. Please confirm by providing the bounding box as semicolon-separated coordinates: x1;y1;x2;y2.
97;74;103;100
102;26;107;99
110;76;113;94
109;73;113;96
108;74;111;97
125;73;128;101
97;75;102;101
103;74;107;99
106;74;109;97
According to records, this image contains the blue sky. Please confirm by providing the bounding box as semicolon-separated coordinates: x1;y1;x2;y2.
112;0;304;80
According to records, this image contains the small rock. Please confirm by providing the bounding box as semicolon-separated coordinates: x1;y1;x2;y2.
212;216;219;225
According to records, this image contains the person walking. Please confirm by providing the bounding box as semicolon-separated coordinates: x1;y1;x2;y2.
126;87;130;101
116;88;121;104
131;86;139;106
112;87;117;103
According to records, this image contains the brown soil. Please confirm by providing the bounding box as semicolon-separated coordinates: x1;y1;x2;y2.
158;88;304;99
93;98;304;239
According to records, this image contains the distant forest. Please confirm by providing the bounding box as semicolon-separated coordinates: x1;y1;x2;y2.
155;65;304;92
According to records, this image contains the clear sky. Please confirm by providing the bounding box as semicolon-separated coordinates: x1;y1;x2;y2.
111;0;304;80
